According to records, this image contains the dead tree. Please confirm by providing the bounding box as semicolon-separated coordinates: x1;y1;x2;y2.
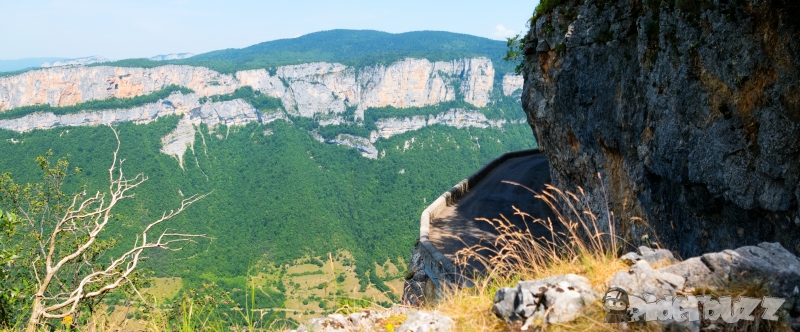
4;127;209;332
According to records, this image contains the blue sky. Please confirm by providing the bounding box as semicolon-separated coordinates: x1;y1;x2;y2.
0;0;539;60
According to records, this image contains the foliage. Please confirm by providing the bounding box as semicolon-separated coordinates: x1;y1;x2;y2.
0;85;194;121
92;58;169;69
437;183;638;332
0;209;21;328
532;0;563;22
201;86;283;111
90;30;516;77
0;134;208;330
181;30;515;75
0;68;35;78
502;34;526;75
314;96;526;142
317;123;372;141
0;114;535;297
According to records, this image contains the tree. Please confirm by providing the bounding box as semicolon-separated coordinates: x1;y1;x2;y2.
502;34;526;74
0;208;21;328
0;126;209;331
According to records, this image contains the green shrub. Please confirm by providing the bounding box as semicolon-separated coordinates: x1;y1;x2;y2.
532;0;563;22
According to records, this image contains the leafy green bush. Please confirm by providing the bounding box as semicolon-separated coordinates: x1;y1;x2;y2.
205;86;283;111
317;123;372;140
532;0;563;22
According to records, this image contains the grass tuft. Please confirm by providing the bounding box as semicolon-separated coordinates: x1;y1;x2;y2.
433;183;655;331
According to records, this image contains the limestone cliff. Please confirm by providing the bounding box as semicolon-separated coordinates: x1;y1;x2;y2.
0;57;495;119
0;92;285;164
501;74;524;96
522;0;800;256
373;109;510;140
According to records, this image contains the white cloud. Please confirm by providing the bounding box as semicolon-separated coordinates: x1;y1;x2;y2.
493;24;519;39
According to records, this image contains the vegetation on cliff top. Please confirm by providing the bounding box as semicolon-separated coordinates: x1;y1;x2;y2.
99;30;516;76
0;115;536;328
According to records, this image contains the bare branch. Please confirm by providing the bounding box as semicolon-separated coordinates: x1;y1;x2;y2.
25;126;211;331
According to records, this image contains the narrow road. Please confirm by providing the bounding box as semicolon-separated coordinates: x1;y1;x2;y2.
427;153;552;273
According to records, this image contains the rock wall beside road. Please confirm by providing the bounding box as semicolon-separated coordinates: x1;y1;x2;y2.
521;0;800;257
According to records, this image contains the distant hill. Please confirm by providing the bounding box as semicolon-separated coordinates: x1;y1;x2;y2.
102;30;514;74
41;55;109;68
0;57;68;73
149;53;195;61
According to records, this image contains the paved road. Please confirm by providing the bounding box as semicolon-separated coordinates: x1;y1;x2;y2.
427;153;553;273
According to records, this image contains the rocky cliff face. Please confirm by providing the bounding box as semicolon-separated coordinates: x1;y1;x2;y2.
522;0;800;257
0;57;494;119
0;91;285;164
501;74;524;96
0;57;512;164
373;109;510;140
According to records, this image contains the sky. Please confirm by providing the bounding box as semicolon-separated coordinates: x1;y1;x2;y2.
0;0;539;61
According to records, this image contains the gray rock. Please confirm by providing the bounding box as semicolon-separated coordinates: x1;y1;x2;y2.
609;260;685;299
402;278;426;307
493;274;599;329
492;287;520;321
536;40;550;52
295;310;387;332
621;246;678;266
522;0;800;261
396;310;453;332
612;242;800;329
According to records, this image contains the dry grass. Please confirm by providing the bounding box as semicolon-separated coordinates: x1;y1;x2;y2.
434;183;657;331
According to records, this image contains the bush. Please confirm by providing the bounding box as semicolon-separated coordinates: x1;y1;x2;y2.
532;0;563;22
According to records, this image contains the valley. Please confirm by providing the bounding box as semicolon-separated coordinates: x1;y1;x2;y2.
0;30;535;328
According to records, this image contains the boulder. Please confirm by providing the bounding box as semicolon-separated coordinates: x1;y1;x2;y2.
395;310;453;332
609;260;685;299
611;242;800;329
620;246;678;267
294;310;386;332
289;306;451;332
493;274;599;329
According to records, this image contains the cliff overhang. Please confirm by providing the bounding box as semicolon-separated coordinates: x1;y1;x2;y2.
521;0;800;257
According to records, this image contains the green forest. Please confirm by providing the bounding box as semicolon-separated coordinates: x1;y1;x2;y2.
0;30;533;327
99;30;515;75
0;106;535;324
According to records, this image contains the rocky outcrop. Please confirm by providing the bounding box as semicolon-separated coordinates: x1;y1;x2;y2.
493;274;599;329
160;99;285;164
288;307;453;332
396;310;453;332
610;242;800;329
0;91;285;165
0;58;495;119
521;0;800;257
501;74;523;96
0;65;237;110
328;134;379;159
373;109;506;140
0;92;201;132
0;91;512;162
374;116;428;139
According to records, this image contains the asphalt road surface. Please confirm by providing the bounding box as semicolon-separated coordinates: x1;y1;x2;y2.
427;153;553;273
